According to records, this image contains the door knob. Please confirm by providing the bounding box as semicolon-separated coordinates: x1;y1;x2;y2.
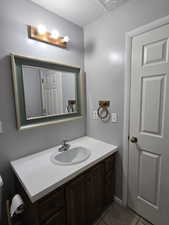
130;136;138;143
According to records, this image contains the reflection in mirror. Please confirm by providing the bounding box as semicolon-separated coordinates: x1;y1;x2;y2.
22;66;77;119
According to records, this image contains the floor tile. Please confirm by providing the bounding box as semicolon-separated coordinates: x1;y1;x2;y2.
137;218;152;225
93;218;102;225
101;204;113;217
93;218;107;225
102;202;140;225
98;219;107;225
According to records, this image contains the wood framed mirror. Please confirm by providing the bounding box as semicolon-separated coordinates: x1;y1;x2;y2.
11;54;85;130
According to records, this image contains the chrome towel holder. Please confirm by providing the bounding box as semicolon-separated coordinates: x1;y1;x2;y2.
97;100;110;121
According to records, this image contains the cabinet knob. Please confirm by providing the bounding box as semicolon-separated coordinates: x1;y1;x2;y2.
130;136;138;143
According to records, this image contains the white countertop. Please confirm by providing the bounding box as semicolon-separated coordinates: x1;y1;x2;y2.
11;136;118;203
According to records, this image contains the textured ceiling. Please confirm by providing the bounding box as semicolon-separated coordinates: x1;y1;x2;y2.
30;0;129;27
98;0;129;11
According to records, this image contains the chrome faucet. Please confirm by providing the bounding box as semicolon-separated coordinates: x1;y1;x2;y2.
58;139;71;152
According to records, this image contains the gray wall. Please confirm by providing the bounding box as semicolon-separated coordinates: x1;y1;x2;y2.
0;0;85;212
84;0;169;199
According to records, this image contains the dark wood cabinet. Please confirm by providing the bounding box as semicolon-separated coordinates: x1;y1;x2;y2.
104;156;115;207
85;172;95;224
66;163;105;225
15;153;116;225
38;188;65;224
85;163;105;224
66;175;85;225
105;170;115;206
43;210;66;225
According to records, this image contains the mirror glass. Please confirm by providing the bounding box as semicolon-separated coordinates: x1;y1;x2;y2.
22;66;77;119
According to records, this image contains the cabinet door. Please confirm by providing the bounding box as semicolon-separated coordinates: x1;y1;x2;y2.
85;172;95;224
85;163;105;224
43;209;65;225
66;175;85;225
105;170;114;206
92;163;105;217
38;188;64;224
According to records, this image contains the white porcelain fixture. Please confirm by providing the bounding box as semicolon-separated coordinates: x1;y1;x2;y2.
51;147;91;165
11;136;118;202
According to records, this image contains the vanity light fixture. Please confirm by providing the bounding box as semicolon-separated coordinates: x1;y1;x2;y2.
62;36;70;43
50;30;60;39
27;25;70;48
37;24;47;35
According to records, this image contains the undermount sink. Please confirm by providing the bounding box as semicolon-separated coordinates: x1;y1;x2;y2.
51;146;91;165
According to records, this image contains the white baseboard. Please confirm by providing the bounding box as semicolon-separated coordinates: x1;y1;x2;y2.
114;196;122;206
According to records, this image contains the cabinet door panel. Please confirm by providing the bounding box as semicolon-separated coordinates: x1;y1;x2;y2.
38;188;64;223
105;170;114;206
92;163;105;217
66;175;85;225
43;209;65;225
85;163;105;224
105;155;115;173
85;173;95;224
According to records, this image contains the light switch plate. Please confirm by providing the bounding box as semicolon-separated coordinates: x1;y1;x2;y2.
111;113;118;123
93;111;98;120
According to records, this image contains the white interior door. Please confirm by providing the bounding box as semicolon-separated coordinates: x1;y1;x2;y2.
128;24;169;225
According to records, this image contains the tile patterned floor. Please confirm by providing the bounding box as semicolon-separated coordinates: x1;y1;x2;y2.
94;202;152;225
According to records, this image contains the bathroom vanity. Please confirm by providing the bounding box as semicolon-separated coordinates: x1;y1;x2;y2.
11;137;118;225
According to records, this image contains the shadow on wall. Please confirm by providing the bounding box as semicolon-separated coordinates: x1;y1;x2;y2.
68;41;85;55
84;40;95;55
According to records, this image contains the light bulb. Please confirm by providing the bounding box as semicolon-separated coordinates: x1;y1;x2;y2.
37;25;47;35
50;30;60;39
63;36;70;43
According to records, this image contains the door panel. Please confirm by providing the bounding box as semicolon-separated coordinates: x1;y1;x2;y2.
129;23;169;225
138;151;161;207
143;39;168;65
140;75;165;135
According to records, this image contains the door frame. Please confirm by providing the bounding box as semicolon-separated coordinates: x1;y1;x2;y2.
122;14;169;207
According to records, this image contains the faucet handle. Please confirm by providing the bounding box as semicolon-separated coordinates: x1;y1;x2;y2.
62;139;69;145
58;139;71;152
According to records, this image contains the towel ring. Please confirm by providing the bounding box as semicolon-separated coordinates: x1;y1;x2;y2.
67;105;73;112
97;100;110;121
97;106;109;120
67;100;76;113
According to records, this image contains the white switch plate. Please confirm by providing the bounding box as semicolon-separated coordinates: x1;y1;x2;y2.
0;121;3;133
93;111;98;120
111;113;118;123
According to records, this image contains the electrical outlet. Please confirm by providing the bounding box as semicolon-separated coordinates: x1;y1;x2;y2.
93;111;98;120
111;113;118;123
